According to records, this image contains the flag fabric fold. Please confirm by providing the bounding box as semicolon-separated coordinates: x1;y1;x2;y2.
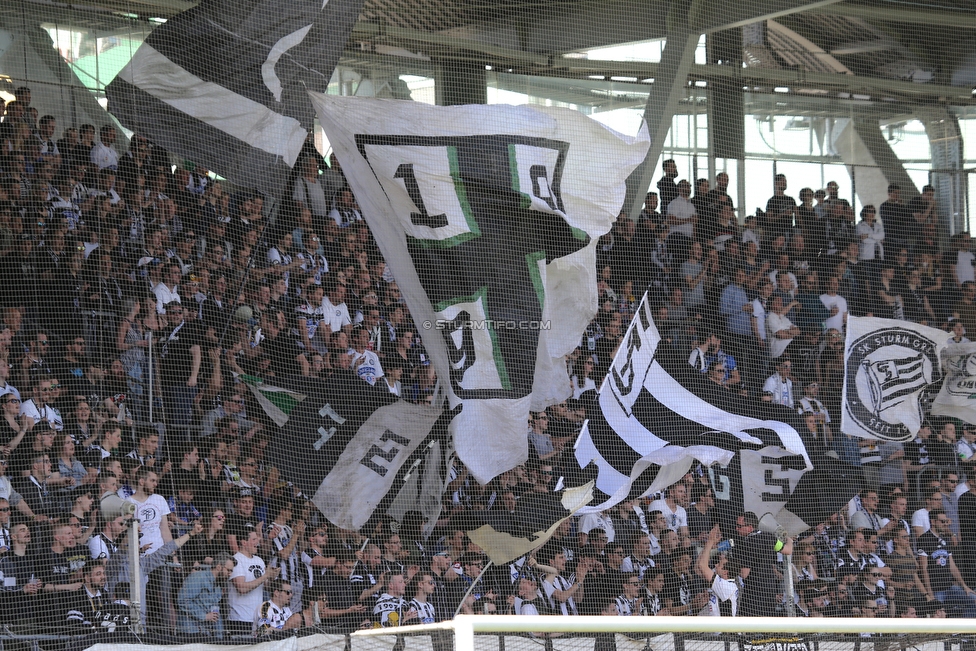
931;341;976;424
573;293;847;536
842;316;947;441
106;0;364;195
309;93;649;484
235;373;306;427
267;373;449;532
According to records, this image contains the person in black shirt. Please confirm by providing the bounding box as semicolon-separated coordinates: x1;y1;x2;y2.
660;548;705;616
735;511;791;616
917;508;976;617
319;551;369;632
657;159;679;211
158;301;202;439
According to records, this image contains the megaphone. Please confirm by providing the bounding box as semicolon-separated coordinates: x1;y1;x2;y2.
757;512;790;551
100;493;137;520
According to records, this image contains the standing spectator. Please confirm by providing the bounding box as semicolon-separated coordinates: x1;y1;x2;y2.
766;295;800;360
176;552;236;636
649;483;690;544
90;126;119;171
372;573;417;627
917;508;976;617
913;489;944;539
763;360;795;409
227;530;281;636
291;156;330;221
879;184;910;252
765;174;796;238
657;159;679;212
856;205;885;261
735;511;791;617
908;185;937;231
666;180;697;258
158;301;202;438
695;525;739;616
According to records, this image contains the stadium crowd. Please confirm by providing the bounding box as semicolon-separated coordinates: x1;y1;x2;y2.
0;86;975;641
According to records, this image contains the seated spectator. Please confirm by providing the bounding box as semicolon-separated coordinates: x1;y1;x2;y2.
253;579;300;635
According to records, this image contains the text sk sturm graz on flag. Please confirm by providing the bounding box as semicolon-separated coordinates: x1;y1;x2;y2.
311;95;650;483
843;317;946;442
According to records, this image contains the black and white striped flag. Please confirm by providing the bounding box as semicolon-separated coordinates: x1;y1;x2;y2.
574;294;852;535
106;0;364;196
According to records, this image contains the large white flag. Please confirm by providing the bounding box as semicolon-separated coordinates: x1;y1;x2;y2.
931;341;976;424
842;316;947;441
310;94;648;483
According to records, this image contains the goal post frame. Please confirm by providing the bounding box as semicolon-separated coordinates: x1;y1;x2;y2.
352;615;976;651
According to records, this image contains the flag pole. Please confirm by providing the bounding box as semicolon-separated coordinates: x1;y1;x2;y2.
454;560;493;617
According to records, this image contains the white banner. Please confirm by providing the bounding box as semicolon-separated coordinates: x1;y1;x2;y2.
313;401;442;530
310;93;648;483
931;341;976;424
842;316;948;441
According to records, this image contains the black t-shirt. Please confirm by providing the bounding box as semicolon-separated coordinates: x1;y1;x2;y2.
662;571;692;614
736;530;780;616
320;571;363;630
158;320;204;383
917;531;953;593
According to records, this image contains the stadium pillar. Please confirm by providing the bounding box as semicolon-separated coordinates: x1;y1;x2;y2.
830;117;917;209
436;61;487;106
625;0;699;219
920;109;966;235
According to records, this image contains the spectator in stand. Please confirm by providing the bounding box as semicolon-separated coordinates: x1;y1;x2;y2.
227;529;281;636
766;295;800;360
176;552;236;636
90;126;119;171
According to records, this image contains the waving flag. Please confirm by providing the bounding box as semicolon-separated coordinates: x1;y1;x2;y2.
573;294;853;536
234;373;306;427
842;317;946;441
267;373;451;531
106;0;364;195
310;94;649;483
931;341;976;424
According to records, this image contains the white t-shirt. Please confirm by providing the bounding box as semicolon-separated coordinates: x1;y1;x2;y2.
578;512;616;542
911;508;931;535
751;299;767;342
820;293;848;333
126;493;170;553
321;295;352;334
699;574;739;616
253;600;292;635
648;499;688;533
351;349;384;385
229;552;267;623
766;311;795;358
666;196;696;238
20;399;63;430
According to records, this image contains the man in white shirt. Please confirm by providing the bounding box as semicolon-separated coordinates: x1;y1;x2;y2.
125;467;172;553
763;360;795;408
20;375;63;431
90;125;119;170
766;295;800;359
253;580;299;635
321;280;352;335
695;525;738;616
349;328;384;386
649;483;690;546
292;156;330;219
228;530;281;636
666;180;697;240
820;276;849;333
154;263;183;314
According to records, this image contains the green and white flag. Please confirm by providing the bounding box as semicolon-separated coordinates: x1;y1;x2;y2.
235;373;307;427
932;341;976;425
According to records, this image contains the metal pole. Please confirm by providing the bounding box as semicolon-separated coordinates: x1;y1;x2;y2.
783;553;795;617
454;560;494;617
147;331;153;424
129;520;144;633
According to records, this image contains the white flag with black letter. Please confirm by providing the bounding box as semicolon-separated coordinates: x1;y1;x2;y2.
842;316;947;441
310;94;649;484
